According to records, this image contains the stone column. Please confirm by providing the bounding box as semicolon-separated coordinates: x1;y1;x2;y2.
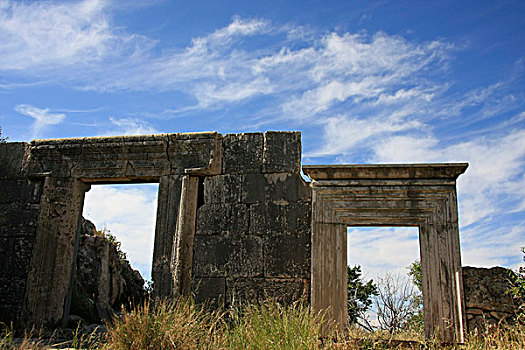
23;177;86;326
172;175;199;298
152;174;182;298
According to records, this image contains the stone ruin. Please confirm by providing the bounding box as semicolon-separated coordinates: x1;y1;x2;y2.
0;130;519;342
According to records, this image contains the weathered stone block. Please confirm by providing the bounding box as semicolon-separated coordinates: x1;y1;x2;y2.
0;278;27;323
463;266;518;332
0;203;40;236
264;234;310;278
203;175;243;204
196;204;249;235
462;266;515;314
223;133;263;174
0;143;30;179
2;237;35;278
249;202;310;236
263;131;301;173
0;179;43;204
226;278;308;305
242;173;311;203
193;235;263;278
192;277;226;305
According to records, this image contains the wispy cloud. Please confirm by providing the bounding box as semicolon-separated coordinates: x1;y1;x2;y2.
14;104;66;138
108;117;158;135
0;0;133;70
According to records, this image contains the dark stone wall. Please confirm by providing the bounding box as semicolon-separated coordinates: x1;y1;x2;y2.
0;143;44;323
191;132;312;306
463;266;519;332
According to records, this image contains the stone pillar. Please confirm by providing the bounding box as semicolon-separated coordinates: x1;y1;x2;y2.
152;175;182;298
311;220;348;332
23;177;86;326
172;175;199;297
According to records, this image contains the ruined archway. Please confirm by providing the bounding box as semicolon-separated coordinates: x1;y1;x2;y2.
303;164;468;343
22;133;222;325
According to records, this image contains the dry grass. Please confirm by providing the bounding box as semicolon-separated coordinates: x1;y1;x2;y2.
2;300;525;349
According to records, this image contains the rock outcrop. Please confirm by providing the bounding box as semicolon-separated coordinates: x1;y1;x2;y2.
70;218;146;324
463;266;519;332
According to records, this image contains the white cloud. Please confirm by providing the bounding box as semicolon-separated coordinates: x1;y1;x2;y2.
0;0;135;70
14;104;66;138
108;117;158;135
82;184;159;280
348;227;420;280
372;130;525;226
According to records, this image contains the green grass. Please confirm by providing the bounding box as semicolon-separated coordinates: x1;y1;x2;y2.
2;300;525;349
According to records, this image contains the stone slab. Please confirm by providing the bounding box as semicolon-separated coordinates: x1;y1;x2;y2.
226;278;308;305
263;131;301;173
203;175;243;204
242;173;311;203
0;143;30;179
196;203;249;235
249;202;310;236
263;234;310;279
192;235;263;278
192;277;226;305
223;133;263;174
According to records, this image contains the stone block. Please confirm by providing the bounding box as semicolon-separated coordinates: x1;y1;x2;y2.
0;277;26;323
0;143;29;179
0;236;34;278
249;202;310;236
196;204;249;235
226;278;308;305
0;203;40;236
242;173;311;203
0;179;43;204
193;235;263;278
263;131;301;173
203;175;243;204
223;133;263;174
192;277;226;305
462;266;516;314
264;234;310;278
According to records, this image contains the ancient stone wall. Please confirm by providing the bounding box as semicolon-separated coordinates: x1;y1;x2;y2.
191;132;312;306
0;143;44;323
463;266;519;332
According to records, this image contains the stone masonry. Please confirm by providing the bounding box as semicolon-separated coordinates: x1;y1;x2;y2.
463;266;519;332
191;132;311;305
0;130;501;343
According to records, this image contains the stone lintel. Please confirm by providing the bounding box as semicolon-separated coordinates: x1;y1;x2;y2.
303;163;468;182
29;132;223;180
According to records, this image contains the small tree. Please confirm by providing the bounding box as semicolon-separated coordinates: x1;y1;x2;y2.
0;126;7;142
375;273;418;333
507;247;525;316
347;265;378;330
407;260;424;332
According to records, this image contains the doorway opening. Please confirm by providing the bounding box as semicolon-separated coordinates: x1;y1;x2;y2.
69;183;159;324
82;183;159;282
347;226;422;333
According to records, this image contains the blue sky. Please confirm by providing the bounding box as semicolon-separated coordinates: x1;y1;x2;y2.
1;0;524;281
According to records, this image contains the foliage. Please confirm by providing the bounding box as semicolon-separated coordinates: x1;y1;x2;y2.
347;265;378;330
218;300;327;350
506;247;525;315
374;273;419;334
103;298;214;350
96;226;127;261
103;298;329;350
0;126;8;143
406;260;424;332
3;298;525;349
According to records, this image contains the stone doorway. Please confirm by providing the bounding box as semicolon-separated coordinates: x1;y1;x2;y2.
303;164;468;343
21;133;222;326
